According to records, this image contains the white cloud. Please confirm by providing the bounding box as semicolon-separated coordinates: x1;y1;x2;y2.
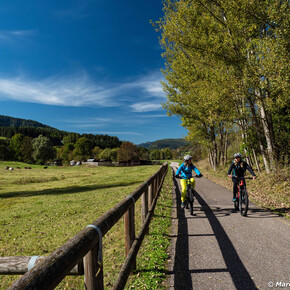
63;117;113;124
122;72;166;99
62;117;113;128
88;131;143;136
0;71;166;111
0;30;37;42
130;102;162;112
139;114;167;118
0;74;119;107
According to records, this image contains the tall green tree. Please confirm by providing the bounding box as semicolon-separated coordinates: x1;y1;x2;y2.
20;136;33;163
117;142;139;162
161;147;173;160
73;137;94;161
32;135;56;164
157;0;289;171
0;138;11;160
58;143;74;163
9;133;24;160
150;149;162;160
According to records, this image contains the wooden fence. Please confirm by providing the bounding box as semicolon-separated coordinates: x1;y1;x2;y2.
0;162;168;289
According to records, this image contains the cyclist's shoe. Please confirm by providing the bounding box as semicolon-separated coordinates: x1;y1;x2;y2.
232;198;237;202
181;202;185;209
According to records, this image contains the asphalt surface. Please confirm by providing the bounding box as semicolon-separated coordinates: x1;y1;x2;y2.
167;163;290;290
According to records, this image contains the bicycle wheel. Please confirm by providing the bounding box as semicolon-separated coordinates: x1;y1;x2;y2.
188;187;194;215
234;198;239;210
239;189;249;216
234;191;239;210
185;186;189;209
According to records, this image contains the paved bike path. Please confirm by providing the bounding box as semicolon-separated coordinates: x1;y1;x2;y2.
167;163;290;290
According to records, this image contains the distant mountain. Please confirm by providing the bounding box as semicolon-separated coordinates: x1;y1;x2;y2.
0;115;54;129
138;138;189;149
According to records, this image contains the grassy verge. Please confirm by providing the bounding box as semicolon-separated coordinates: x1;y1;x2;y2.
0;162;160;289
195;159;290;219
125;168;173;289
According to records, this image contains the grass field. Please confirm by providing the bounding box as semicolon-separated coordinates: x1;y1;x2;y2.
0;162;169;289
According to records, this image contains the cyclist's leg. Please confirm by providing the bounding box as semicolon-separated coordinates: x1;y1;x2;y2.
180;179;187;202
232;178;238;200
189;177;195;189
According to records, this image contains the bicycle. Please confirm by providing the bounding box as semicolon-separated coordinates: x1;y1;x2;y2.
232;176;253;217
184;178;195;215
176;175;200;216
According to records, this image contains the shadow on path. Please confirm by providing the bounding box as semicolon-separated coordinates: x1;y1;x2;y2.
195;191;257;290
172;171;193;290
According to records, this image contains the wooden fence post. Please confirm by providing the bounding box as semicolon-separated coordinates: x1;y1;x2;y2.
84;241;104;290
148;183;153;207
124;203;136;270
141;187;149;235
141;187;148;225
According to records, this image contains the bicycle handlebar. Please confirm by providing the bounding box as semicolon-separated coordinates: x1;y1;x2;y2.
232;175;254;180
175;174;202;179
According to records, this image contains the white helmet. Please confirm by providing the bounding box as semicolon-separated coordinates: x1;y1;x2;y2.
234;153;242;158
184;155;192;161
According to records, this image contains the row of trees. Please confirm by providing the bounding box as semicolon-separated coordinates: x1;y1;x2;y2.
0;134;55;164
0;133;175;164
0;127;122;148
156;0;289;172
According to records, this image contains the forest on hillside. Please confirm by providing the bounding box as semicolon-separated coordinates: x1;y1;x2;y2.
0;115;53;128
156;0;289;173
0;121;182;164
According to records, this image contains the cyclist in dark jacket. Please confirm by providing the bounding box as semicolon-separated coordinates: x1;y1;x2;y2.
227;153;256;202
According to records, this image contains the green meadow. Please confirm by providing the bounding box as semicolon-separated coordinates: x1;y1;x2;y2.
0;162;170;289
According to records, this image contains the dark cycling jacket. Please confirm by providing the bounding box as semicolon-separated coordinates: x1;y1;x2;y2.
176;162;201;179
227;160;256;177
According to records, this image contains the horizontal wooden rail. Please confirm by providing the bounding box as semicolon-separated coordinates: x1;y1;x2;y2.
5;163;168;290
0;257;84;275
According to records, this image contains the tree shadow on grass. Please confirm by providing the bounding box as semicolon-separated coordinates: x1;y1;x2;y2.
0;180;141;199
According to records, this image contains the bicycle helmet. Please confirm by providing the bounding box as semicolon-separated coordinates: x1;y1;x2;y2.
234;153;242;158
184;155;192;161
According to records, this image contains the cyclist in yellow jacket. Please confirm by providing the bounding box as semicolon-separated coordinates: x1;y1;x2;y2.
175;155;202;208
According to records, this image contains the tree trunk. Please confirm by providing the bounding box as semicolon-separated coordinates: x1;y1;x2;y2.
208;149;214;168
210;125;217;171
258;94;277;171
224;131;228;166
252;148;261;173
248;95;271;173
212;146;217;171
219;125;224;167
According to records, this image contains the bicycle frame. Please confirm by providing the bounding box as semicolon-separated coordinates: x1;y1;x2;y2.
233;176;252;216
185;178;195;215
237;178;246;199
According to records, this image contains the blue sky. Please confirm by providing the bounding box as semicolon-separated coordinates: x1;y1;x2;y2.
0;0;187;144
